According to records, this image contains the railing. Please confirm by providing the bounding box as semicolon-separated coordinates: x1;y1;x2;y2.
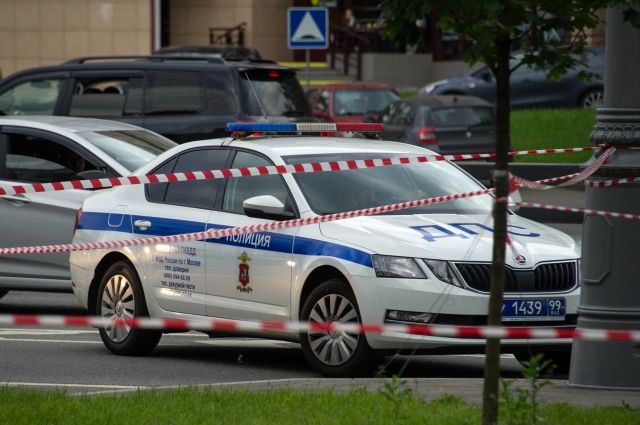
329;24;373;80
209;22;246;47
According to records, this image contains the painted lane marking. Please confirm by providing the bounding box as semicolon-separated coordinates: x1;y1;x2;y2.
0;382;150;390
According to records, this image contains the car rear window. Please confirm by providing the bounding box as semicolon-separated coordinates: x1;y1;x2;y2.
427;107;495;128
239;69;310;117
333;89;399;116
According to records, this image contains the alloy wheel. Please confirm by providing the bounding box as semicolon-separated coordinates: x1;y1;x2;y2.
582;91;604;109
307;294;361;366
100;274;135;343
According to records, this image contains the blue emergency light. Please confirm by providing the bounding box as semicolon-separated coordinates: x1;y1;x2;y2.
225;122;384;133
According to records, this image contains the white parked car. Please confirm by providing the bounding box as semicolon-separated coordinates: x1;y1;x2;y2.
0;116;177;299
70;128;579;376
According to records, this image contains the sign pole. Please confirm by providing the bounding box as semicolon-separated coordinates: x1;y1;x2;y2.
305;49;311;87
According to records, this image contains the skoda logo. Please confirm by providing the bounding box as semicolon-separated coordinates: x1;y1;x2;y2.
514;255;527;265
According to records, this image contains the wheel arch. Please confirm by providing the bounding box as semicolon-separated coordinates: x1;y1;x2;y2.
298;265;352;319
87;252;138;316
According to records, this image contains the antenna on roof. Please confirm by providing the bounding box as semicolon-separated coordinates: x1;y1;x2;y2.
243;71;268;121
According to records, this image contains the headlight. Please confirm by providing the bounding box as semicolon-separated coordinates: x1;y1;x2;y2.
372;255;426;279
423;81;445;93
423;259;463;287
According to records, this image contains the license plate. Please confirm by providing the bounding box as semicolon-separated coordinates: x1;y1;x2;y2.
502;298;565;321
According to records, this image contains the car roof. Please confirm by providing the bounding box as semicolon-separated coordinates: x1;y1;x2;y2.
408;94;493;108
2;56;292;81
0;116;148;133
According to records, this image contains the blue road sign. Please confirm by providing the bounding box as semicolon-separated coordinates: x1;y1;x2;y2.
287;7;329;49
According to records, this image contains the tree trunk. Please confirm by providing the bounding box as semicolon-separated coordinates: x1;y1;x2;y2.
481;34;512;425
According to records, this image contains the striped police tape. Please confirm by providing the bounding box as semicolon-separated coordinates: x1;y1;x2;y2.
1;314;639;342
0;145;601;197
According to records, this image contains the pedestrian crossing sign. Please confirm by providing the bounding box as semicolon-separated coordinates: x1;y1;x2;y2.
287;7;329;49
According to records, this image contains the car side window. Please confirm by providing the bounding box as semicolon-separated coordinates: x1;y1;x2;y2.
146;71;205;115
146;148;230;210
69;76;143;118
0;132;99;183
0;78;63;116
389;102;414;125
222;151;294;216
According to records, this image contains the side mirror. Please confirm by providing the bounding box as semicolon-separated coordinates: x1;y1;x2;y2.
243;195;293;221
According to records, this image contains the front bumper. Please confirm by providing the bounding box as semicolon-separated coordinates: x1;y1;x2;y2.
351;274;579;351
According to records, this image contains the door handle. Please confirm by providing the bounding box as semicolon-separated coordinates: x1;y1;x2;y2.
0;194;32;205
134;220;152;231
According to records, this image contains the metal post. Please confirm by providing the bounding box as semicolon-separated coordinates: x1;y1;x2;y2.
305;49;311;87
569;7;640;389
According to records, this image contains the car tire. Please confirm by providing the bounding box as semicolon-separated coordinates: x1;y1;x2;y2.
514;348;572;375
0;289;8;299
96;261;161;356
579;89;604;109
299;278;376;377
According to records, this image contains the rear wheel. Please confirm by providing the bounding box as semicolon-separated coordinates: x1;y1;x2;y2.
0;289;8;300
300;279;375;377
96;261;161;355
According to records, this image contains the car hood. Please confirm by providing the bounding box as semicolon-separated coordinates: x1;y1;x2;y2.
319;213;577;266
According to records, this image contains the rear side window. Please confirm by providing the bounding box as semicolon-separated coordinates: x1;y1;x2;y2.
146;71;205;115
146;148;230;210
428;107;495;128
0;78;63;115
69;76;143;117
239;69;310;117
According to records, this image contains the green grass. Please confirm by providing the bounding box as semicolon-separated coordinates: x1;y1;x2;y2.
510;108;597;163
0;387;638;425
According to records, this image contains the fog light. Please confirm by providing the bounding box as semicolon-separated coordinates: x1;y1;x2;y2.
385;310;433;324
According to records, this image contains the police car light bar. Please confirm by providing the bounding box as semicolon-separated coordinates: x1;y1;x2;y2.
226;122;384;133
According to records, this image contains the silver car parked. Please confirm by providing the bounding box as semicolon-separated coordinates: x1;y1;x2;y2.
0;116;177;299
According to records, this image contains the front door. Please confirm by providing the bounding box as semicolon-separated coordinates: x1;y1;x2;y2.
205;150;297;322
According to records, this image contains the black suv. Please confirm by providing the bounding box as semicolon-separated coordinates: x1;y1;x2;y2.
0;56;312;143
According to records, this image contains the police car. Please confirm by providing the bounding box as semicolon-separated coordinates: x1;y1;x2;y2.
70;123;579;376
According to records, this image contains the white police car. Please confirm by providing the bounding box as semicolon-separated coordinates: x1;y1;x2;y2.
70;123;579;376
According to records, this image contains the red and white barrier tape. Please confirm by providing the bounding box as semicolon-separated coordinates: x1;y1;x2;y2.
0;187;494;255
516;201;640;221
511;148;613;191
0;145;601;197
1;314;639;342
586;176;640;188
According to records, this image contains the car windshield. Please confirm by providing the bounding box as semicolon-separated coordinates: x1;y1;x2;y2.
333;89;400;116
283;152;493;215
428;107;495;128
78;130;177;171
239;69;310;117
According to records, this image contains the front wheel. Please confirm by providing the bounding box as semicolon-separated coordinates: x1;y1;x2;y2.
300;279;375;377
96;261;161;356
514;349;571;375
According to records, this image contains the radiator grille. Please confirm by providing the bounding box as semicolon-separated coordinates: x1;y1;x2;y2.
453;261;577;293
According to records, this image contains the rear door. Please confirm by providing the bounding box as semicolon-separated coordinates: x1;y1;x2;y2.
132;147;232;315
0;127;107;290
427;106;496;154
143;70;238;143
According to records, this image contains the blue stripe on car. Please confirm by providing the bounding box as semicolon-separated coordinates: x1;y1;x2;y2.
77;212;373;268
